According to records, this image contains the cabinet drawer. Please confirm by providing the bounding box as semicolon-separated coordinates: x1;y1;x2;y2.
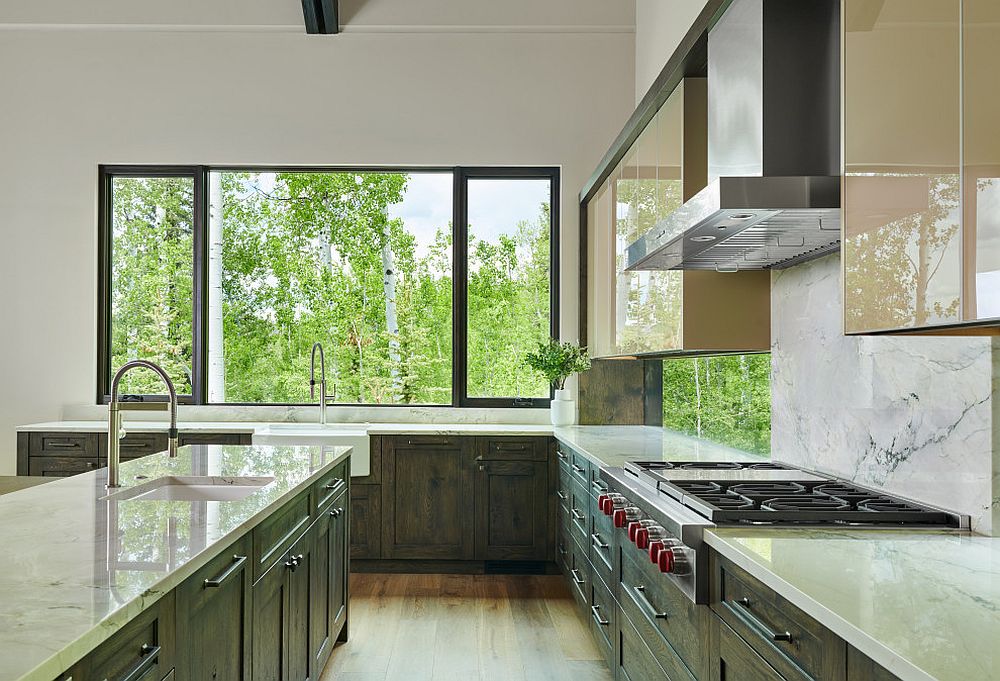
28;432;98;458
313;460;349;513
28;456;99;477
715;614;785;681
589;570;616;668
618;609;673;681
480;436;546;461
177;432;251;446
588;506;615;587
556;526;571;573
620;547;706;679
350;484;382;560
390;435;462;448
85;592;175;681
116;433;170;460
567;480;590;547
588;464;608;499
714;557;845;681
566;534;590;613
847;646;900;681
253;491;311;581
562;446;590;486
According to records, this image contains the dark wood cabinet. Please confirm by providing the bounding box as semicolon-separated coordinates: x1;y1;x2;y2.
176;537;252;681
81;591;176;681
474;459;549;561
309;493;348;676
349;484;381;559
380;436;475;560
847;647;900;681
251;551;295;681
712;615;784;681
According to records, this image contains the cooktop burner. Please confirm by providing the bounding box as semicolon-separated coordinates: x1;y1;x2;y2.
625;459;829;483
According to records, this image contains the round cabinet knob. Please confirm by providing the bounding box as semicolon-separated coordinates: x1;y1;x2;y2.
613;506;639;529
657;547;675;573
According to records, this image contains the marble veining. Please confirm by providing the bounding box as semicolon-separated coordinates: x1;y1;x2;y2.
706;528;1000;681
0;444;349;681
772;255;997;534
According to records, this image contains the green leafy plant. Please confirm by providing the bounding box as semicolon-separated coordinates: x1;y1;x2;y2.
524;340;591;391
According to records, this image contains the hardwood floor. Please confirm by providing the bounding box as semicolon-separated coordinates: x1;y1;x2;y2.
322;573;614;681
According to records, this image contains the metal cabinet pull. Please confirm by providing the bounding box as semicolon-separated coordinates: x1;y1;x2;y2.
48;441;80;449
590;479;607;493
330;507;344;518
632;585;668;620
285;554;305;572
570;464;586;475
556;450;568;461
590;533;609;550
324;478;345;491
119;644;161;681
495;443;529;451
734;597;794;643
556;490;568;500
204;555;247;588
571;508;586;522
570;569;586;586
406;438;450;446
591;605;610;627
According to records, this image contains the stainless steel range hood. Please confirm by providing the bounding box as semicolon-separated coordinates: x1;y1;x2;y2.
626;0;842;272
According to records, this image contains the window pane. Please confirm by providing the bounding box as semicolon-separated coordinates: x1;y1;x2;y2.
209;171;453;404
466;178;552;399
110;176;195;394
662;354;771;455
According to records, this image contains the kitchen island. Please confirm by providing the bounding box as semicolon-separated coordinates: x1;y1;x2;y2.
0;443;351;681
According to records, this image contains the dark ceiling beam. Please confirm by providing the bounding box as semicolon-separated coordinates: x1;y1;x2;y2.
302;0;339;34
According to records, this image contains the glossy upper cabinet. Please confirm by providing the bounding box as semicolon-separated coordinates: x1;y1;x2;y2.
587;79;769;358
844;0;1000;333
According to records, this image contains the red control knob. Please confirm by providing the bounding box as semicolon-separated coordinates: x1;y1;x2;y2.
597;494;611;514
635;527;650;549
657;547;675;573
613;506;639;528
648;540;664;563
627;521;643;542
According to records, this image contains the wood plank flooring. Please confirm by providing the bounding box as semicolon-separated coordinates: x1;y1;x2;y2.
322;573;614;681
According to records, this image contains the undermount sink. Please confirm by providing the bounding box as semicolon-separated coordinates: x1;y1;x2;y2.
103;475;275;502
253;423;370;477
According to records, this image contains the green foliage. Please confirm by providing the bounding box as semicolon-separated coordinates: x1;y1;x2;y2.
525;340;592;391
663;354;771;455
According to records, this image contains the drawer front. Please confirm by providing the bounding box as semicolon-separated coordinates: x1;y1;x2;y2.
715;558;844;681
568;447;590;486
589;570;616;666
116;433;170;460
620;547;706;679
349;483;382;559
588;505;615;586
177;432;251;446
253;491;311;580
588;463;608;499
313;460;349;513
480;436;546;461
567;480;590;547
618;609;673;681
566;534;591;613
28;456;99;477
556;526;571;573
85;592;175;681
715;615;786;681
28;432;98;458
847;646;900;681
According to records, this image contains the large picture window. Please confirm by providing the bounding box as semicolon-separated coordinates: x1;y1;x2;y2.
98;166;559;407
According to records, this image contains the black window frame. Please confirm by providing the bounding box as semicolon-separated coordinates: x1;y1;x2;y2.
97;164;559;408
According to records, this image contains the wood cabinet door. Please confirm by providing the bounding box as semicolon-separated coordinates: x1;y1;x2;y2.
286;531;314;681
308;512;334;679
474;460;548;560
380;436;475;559
714;617;786;681
252;556;292;681
176;537;252;681
329;500;348;638
349;484;381;559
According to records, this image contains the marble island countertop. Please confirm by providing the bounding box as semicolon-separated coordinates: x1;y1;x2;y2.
706;528;999;681
0;443;350;681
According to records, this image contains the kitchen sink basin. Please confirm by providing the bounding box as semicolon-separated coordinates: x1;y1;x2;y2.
103;475;275;502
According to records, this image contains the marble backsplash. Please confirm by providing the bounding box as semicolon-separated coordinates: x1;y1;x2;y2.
771;255;999;534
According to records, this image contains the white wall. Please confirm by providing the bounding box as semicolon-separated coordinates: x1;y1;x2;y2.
0;16;635;473
634;0;707;102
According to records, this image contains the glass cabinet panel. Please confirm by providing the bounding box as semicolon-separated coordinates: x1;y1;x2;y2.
588;178;616;356
843;0;962;332
964;0;1000;321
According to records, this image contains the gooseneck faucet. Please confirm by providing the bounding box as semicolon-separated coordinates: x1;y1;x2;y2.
310;342;335;425
108;360;179;488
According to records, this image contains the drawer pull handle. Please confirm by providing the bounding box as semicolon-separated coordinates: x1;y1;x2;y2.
204;555;247;588
590;479;607;493
330;507;344;518
324;478;345;491
558;544;568;556
571;509;586;522
632;584;668;620
120;644;161;681
734;597;794;643
570;464;586;475
570;569;586;586
47;442;80;449
495;443;529;451
407;438;450;445
591;605;610;627
556;490;568;500
590;533;609;550
556;450;568;461
285;554;305;572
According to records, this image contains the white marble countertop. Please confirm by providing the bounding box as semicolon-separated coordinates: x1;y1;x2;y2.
0;443;350;681
706;528;1000;681
551;425;766;467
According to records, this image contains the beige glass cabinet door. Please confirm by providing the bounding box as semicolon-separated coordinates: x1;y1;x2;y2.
843;0;963;333
964;0;1000;322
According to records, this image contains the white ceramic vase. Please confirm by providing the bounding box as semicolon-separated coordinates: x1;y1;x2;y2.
550;388;576;426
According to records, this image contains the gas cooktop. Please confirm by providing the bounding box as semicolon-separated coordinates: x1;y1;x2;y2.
622;460;961;527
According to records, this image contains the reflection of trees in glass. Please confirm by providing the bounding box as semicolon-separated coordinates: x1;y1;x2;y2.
111;177;194;394
845;174;960;330
663;354;771;455
615;174;685;353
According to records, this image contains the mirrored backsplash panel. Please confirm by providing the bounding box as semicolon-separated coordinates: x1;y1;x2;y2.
771;254;998;534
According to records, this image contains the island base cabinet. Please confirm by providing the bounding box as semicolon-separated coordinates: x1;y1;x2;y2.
252;533;314;681
309;497;349;675
176;537;252;681
83;592;176;681
711;615;785;681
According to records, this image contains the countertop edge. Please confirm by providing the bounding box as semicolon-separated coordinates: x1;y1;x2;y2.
20;446;352;681
16;421;555;436
703;530;939;681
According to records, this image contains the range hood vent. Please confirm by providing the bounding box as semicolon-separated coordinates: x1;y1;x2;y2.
626;0;841;272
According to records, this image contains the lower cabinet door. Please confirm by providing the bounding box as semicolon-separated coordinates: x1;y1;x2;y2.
714;616;785;681
287;532;313;681
309;512;334;677
474;460;549;560
177;537;252;681
85;592;175;681
329;499;348;638
617;610;670;681
252;556;293;681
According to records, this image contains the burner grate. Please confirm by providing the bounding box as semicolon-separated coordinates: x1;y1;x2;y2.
760;496;851;512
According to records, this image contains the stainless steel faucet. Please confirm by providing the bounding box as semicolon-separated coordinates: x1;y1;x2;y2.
310;342;336;425
107;360;179;488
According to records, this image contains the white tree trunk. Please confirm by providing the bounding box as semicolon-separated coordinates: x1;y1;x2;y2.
693;358;703;437
208;172;225;402
381;220;402;400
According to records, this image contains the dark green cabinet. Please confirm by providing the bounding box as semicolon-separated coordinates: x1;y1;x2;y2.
474;459;549;561
79;591;176;681
349;484;381;559
309;497;348;676
380;436;475;560
176;537;252;681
